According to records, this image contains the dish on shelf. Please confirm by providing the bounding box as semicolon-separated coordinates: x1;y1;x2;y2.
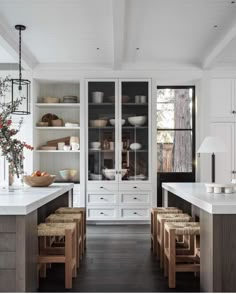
90;173;103;180
65;122;80;127
90;142;101;149
102;168;127;180
37;121;49;127
107;96;115;103
128;116;147;126
39;146;57;150
129;174;146;180
59;169;78;181
92;92;104;103
42;113;59;126
130;143;142;150
90;119;107;127
62;96;78;103
23;175;56;187
51;119;64;127
41;97;60;103
109;118;125;126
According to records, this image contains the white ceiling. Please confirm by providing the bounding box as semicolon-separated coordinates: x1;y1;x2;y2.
0;0;236;69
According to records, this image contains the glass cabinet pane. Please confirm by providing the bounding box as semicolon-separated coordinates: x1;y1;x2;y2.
88;81;116;181
121;81;149;181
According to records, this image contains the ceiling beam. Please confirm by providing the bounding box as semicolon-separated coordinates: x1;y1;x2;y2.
0;21;38;70
112;0;126;70
203;21;236;69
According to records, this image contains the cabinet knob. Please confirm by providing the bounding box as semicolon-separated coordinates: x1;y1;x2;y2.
133;186;137;189
100;186;104;189
133;212;137;214
100;212;104;214
232;171;236;174
100;197;104;200
133;197;137;200
232;110;236;114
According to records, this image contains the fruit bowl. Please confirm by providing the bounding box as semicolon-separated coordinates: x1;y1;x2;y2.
23;175;56;187
128;116;147;126
59;169;78;181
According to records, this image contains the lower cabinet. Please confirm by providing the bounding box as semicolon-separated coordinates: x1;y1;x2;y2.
86;183;152;221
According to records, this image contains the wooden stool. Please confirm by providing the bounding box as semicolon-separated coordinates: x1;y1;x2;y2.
56;207;86;254
164;222;200;288
151;207;182;257
38;222;77;289
157;213;192;269
46;213;82;267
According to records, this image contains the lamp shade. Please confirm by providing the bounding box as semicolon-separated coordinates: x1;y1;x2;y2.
197;136;227;154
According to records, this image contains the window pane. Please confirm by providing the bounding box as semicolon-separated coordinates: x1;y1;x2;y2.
157;88;192;129
157;130;192;172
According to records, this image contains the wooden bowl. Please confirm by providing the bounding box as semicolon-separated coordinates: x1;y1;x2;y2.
23;175;56;187
51;119;64;127
42;97;60;103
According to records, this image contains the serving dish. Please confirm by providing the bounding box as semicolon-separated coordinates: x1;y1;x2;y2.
90;142;101;149
62;96;78;103
39;146;57;150
23;175;56;187
51;119;64;127
90;173;103;180
130;143;142;150
128;116;147;126
90;119;107;127
109;119;125;126
65;122;79;127
41;97;60;103
102;169;127;180
37;121;49;127
59;169;77;181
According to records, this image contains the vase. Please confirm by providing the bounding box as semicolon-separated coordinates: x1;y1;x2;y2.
8;172;23;191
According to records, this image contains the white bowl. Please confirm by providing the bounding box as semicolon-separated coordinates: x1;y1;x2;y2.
130;143;142;150
59;169;77;181
90;173;102;180
103;169;115;180
128;116;147;126
109;119;125;126
90;119;107;127
92;92;104;103
90;142;101;149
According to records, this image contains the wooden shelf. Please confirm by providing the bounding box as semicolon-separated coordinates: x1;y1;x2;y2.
35;103;80;107
35;127;80;130
35;150;80;153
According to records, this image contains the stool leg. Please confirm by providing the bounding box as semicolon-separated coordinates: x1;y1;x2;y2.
84;211;86;251
65;229;73;289
168;229;176;288
39;236;47;278
72;229;77;278
160;219;164;268
164;229;168;278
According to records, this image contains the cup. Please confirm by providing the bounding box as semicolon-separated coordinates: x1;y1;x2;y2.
64;145;71;151
70;136;79;145
71;143;80;151
140;95;147;104
58;142;65;150
110;142;115;150
135;95;140;103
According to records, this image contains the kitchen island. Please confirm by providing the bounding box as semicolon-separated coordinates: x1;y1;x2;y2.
162;182;236;292
0;183;73;292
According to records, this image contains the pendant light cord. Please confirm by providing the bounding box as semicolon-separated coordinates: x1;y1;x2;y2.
19;27;22;90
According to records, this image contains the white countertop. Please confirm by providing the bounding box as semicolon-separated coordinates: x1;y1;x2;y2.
162;182;236;214
0;183;74;215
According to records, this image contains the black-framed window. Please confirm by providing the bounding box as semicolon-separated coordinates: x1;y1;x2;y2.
156;86;195;174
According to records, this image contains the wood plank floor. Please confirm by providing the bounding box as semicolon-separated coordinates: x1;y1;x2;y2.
39;225;200;292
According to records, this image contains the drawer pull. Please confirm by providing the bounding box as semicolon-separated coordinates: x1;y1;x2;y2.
133;212;137;214
133;186;137;189
100;197;104;200
100;186;104;189
100;212;104;215
133;197;137;200
232;110;236;114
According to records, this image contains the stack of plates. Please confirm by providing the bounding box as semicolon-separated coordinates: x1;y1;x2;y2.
63;96;78;103
65;122;80;127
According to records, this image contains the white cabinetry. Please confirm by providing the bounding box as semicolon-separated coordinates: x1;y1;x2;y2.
86;79;154;222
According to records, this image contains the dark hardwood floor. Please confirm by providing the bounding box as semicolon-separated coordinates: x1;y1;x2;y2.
39;225;200;292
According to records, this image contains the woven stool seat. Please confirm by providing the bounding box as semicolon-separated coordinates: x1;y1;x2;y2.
56;207;85;214
38;223;76;236
152;207;182;213
165;222;200;236
157;213;191;222
46;213;82;222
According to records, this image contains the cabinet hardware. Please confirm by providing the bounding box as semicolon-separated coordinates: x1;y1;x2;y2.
115;171;118;174
100;186;104;189
100;212;104;214
133;186;137;189
100;197;104;199
232;171;236;174
133;197;137;200
232;110;236;114
133;212;137;214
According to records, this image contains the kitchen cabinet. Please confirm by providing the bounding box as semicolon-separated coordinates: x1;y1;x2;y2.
210;122;235;183
86;79;154;221
210;79;235;122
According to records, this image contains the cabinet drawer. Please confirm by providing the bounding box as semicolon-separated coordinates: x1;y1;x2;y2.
120;193;150;204
87;207;117;219
87;183;117;192
87;193;117;204
120;208;150;218
119;183;151;191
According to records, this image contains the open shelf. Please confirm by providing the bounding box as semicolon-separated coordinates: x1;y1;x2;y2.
35;127;80;130
35;150;80;153
35;103;80;107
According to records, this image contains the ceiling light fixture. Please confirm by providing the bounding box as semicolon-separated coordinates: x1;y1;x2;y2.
11;24;30;115
213;25;218;28
136;47;140;50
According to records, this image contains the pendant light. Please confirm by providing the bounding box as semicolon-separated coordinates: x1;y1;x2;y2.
11;25;31;115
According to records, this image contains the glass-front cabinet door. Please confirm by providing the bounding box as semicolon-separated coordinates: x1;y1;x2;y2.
87;81;118;182
119;80;150;182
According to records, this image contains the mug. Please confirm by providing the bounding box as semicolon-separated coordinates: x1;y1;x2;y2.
70;136;79;145
71;143;80;151
58;142;65;150
64;145;71;151
140;96;147;104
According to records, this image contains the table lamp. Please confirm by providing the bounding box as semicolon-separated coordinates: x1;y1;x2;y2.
197;136;227;183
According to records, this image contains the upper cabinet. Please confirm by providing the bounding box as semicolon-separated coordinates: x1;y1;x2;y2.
86;79;151;185
210;79;235;122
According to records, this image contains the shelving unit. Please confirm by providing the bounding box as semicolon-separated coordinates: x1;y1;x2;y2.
32;79;83;206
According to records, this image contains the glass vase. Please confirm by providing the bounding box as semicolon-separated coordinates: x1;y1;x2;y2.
8;166;24;191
